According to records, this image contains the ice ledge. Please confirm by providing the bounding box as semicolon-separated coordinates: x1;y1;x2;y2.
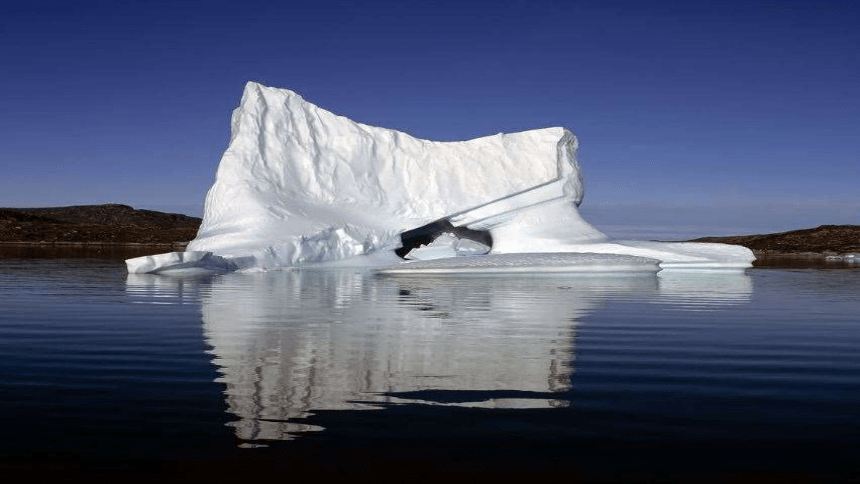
126;251;236;275
377;253;662;275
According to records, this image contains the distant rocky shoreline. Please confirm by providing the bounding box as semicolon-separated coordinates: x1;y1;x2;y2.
0;204;199;247
691;225;860;259
2;205;858;260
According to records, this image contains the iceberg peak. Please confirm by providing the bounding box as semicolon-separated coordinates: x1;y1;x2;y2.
184;82;593;270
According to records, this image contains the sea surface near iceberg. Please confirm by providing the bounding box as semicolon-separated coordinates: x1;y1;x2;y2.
1;247;859;480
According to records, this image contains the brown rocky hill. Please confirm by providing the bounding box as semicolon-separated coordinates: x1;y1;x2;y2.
692;225;860;255
0;204;201;245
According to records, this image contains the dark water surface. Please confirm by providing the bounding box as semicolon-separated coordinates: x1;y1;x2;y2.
1;248;859;480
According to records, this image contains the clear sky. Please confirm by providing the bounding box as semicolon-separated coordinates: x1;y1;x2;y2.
2;0;858;238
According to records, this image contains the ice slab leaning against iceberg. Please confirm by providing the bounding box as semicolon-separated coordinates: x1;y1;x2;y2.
126;82;754;273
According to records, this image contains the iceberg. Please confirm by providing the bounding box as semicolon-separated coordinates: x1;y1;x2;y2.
126;82;754;274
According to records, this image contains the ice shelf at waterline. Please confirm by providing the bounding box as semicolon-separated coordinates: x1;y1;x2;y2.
126;82;754;274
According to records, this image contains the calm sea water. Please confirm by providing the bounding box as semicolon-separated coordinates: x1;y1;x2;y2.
1;248;859;479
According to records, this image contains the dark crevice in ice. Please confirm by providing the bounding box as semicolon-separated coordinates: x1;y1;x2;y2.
395;219;492;259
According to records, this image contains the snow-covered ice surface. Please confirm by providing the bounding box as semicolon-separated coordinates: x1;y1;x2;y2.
126;82;754;274
185;82;589;269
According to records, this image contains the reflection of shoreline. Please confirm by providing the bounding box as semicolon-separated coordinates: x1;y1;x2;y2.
754;254;860;269
0;244;181;260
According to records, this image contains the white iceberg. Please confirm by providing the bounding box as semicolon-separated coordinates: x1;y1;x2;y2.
126;82;754;274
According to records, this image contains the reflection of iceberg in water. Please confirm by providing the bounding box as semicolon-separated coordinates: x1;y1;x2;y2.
656;270;754;309
125;273;213;305
127;268;753;443
199;271;658;441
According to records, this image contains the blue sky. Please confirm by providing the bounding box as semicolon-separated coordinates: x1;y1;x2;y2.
2;0;857;238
